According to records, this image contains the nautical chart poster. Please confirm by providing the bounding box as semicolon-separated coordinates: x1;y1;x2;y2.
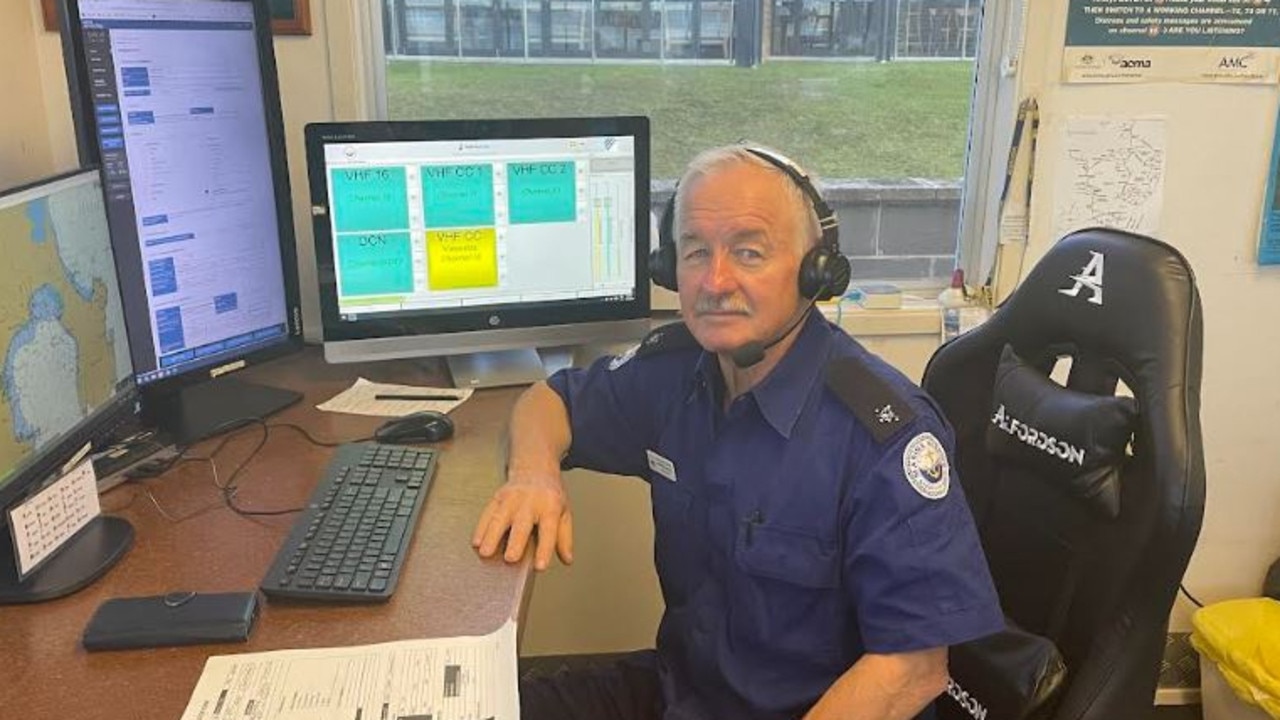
1063;0;1280;84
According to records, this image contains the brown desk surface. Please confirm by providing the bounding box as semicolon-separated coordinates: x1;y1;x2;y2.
0;348;529;719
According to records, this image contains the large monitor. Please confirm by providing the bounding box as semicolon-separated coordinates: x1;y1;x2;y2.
0;169;136;603
63;0;303;443
305;117;651;387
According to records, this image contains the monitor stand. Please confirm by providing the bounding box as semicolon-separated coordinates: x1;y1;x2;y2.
147;376;303;446
447;347;576;389
0;516;133;604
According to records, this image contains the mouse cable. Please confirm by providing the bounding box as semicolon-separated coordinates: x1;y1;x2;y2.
207;418;305;518
215;420;370;518
127;416;375;519
265;421;373;448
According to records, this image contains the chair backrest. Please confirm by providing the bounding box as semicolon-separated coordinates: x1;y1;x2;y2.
923;228;1205;720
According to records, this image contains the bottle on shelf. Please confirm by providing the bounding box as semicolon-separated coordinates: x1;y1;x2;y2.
938;268;968;343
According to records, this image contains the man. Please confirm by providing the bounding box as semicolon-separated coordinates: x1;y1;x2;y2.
472;146;1004;719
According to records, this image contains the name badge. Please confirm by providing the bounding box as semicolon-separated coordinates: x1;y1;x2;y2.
646;450;677;482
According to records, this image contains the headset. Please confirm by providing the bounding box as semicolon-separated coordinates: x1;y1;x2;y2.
648;145;851;302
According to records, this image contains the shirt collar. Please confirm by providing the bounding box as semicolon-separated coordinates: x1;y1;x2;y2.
692;309;833;438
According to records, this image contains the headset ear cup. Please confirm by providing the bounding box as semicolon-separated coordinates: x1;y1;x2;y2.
649;243;678;291
799;247;852;301
798;247;826;300
823;252;852;300
649;193;679;291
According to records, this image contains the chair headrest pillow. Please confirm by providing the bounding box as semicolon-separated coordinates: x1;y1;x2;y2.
985;345;1138;519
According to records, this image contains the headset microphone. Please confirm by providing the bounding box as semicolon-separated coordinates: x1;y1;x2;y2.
729;294;821;369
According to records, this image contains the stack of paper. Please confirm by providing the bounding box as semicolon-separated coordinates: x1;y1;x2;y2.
180;619;520;720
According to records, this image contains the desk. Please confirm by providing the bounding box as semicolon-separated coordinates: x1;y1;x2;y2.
0;348;530;719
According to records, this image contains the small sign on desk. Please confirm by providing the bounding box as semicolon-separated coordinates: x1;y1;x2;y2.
6;459;101;579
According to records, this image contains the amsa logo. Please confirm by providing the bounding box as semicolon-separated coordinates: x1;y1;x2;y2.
947;678;988;720
1109;54;1152;69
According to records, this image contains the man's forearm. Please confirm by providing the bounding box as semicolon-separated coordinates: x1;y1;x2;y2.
506;381;572;479
804;648;949;720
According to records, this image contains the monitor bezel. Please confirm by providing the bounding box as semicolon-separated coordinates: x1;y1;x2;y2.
0;167;140;525
60;0;305;399
305;116;652;344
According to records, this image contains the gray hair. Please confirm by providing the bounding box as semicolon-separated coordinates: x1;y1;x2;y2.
672;145;822;250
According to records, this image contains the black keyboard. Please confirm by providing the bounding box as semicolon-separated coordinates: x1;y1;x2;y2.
260;442;439;602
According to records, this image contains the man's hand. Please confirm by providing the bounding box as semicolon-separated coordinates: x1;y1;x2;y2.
472;465;574;571
474;381;575;571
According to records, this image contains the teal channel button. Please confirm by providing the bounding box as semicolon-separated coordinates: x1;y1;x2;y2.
330;167;409;233
508;161;576;224
422;164;495;228
337;231;414;296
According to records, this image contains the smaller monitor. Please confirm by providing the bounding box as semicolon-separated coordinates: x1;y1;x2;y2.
306;116;651;387
0;169;136;603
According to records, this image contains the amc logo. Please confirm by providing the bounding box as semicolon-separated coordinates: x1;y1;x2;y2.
1219;53;1254;69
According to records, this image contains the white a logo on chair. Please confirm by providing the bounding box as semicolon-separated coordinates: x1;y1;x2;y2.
1059;251;1105;305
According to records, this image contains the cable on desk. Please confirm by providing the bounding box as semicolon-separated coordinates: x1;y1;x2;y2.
137;458;227;523
266;421;372;448
126;416;376;520
206;418;302;518
211;419;369;517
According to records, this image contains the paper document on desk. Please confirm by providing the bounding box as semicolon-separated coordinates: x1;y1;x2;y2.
318;377;473;417
180;618;519;720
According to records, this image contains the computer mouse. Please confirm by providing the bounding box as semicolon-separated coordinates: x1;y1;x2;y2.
375;410;455;445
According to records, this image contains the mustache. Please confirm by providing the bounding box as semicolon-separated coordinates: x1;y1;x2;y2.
693;294;752;315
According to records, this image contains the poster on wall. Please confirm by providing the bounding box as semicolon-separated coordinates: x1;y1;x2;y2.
1052;115;1167;243
1257;111;1280;265
1064;0;1280;84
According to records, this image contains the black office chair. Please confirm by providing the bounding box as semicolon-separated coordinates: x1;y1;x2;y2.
924;228;1206;720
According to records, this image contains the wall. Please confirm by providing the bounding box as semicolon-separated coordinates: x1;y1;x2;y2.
1017;0;1280;631
1;2;58;189
271;1;339;342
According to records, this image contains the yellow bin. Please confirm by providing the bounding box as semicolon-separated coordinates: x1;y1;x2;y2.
1192;598;1280;720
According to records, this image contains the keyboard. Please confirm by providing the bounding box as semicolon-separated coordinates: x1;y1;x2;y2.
260;442;439;602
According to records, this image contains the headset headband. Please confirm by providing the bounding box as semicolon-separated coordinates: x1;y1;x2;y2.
739;145;839;250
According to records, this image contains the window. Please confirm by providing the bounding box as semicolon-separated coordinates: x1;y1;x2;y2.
376;0;1000;286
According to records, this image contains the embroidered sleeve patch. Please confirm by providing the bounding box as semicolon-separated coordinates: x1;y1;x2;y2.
902;432;950;500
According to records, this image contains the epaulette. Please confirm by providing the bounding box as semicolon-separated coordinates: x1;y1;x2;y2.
824;356;917;444
635;322;700;359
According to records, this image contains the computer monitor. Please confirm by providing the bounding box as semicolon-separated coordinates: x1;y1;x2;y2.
305;117;651;387
62;0;303;444
0;168;136;603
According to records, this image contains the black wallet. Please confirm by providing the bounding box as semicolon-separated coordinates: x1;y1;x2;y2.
82;591;260;651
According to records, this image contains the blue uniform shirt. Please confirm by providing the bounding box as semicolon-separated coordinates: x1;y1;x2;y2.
546;311;1004;720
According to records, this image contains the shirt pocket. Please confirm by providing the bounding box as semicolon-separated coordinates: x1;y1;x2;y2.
731;524;843;662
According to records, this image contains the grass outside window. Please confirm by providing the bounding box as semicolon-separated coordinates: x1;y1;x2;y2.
386;60;975;180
